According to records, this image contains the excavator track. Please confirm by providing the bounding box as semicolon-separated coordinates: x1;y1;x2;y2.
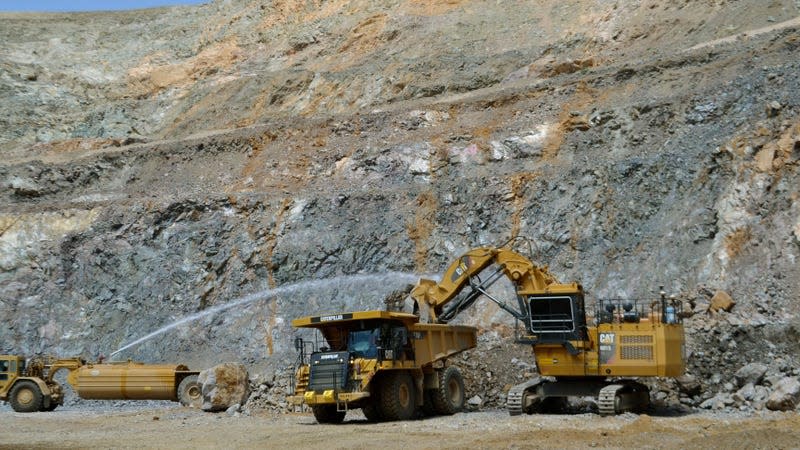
597;384;623;416
506;378;542;416
597;382;650;415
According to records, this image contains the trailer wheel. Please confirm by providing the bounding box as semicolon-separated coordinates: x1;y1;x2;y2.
41;402;59;412
9;381;44;413
379;371;416;421
430;366;465;415
178;375;203;408
311;405;346;424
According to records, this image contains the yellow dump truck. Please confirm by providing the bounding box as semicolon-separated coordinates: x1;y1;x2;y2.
0;355;202;412
288;310;477;423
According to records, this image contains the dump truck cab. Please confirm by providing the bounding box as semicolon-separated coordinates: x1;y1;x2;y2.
289;310;477;423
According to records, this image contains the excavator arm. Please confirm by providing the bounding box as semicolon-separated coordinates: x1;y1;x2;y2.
410;244;576;324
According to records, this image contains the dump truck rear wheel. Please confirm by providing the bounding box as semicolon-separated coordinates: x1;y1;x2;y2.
379;371;416;421
431;366;465;415
178;375;203;408
421;389;437;417
10;380;44;413
312;405;346;424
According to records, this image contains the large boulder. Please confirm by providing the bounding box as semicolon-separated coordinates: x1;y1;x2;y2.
765;377;800;411
199;363;250;412
734;363;768;387
709;290;735;313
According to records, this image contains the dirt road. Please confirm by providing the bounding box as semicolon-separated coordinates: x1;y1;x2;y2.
3;406;799;449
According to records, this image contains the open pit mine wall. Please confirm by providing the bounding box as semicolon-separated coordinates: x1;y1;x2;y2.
1;45;800;378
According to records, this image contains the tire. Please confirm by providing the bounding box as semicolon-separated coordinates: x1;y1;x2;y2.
178;375;203;408
9;380;44;413
311;404;346;424
362;377;383;422
420;389;437;417
430;366;465;415
41;402;59;412
361;402;383;422
379;371;416;421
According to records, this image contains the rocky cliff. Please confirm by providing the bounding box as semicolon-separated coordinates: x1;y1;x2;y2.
2;0;800;411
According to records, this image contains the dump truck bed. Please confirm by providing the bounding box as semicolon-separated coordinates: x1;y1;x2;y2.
408;323;477;366
291;310;477;367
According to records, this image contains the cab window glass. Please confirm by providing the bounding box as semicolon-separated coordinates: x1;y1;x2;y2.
348;328;379;358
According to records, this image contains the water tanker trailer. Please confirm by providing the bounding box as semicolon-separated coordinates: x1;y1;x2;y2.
0;355;202;412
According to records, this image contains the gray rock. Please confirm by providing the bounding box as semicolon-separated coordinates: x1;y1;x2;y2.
766;100;782;117
676;375;702;397
467;395;483;407
766;377;800;411
699;393;727;410
753;386;771;410
734;363;768;387
733;383;755;403
9;176;42;197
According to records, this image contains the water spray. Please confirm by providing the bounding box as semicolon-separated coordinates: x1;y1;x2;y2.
109;271;420;358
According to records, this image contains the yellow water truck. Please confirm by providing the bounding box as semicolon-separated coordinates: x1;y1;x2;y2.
0;355;202;412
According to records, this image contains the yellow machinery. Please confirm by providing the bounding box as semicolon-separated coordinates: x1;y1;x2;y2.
410;238;685;415
0;355;203;412
288;310;477;423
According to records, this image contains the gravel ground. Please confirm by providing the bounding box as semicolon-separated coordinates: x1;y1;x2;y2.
2;405;800;449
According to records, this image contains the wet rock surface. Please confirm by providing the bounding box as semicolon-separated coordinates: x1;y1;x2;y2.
1;0;800;422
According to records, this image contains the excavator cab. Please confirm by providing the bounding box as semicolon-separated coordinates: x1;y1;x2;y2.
523;293;588;346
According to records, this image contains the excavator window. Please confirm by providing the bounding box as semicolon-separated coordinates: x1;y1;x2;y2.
529;296;576;333
526;294;587;344
0;359;8;381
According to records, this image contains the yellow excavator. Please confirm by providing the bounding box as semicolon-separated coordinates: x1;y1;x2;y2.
410;237;685;415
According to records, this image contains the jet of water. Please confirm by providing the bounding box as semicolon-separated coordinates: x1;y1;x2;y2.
109;271;420;358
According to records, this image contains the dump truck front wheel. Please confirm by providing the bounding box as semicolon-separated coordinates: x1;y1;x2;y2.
178;375;203;408
361;402;382;422
430;366;465;415
379;371;416;421
312;404;346;424
10;381;44;413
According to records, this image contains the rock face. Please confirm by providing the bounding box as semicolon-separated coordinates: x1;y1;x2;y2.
199;363;250;412
0;0;800;416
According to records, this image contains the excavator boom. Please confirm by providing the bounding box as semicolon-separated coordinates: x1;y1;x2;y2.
410;245;579;325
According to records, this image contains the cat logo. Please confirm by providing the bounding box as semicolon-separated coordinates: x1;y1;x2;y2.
450;257;472;282
599;333;615;345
